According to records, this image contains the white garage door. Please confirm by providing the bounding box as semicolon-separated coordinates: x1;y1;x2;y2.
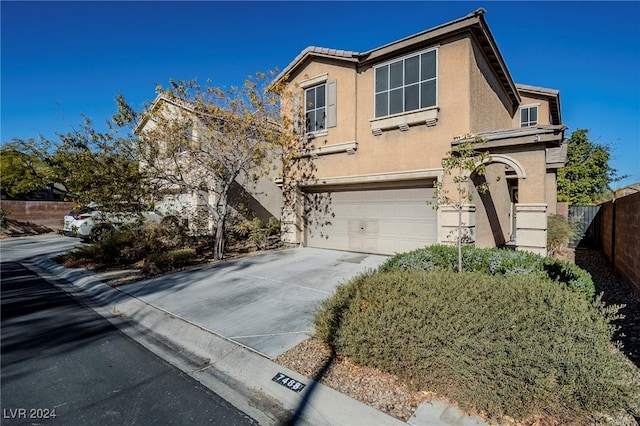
304;186;437;255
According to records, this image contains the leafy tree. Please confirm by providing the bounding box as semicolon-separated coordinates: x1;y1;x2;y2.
2;97;150;213
432;135;491;273
0;140;54;199
136;71;293;260
557;129;624;205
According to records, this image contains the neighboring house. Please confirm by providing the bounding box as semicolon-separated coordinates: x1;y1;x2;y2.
274;8;566;256
133;95;282;234
0;182;67;202
615;182;640;198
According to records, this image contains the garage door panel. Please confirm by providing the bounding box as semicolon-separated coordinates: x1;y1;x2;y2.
305;186;437;255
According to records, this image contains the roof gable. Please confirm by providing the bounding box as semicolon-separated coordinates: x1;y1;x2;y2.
516;83;562;125
274;8;520;107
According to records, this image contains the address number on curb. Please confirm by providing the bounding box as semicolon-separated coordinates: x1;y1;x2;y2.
272;373;306;393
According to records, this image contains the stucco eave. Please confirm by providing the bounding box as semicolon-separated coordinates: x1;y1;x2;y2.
452;125;567;150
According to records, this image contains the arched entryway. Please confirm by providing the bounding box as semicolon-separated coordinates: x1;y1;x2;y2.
471;155;526;248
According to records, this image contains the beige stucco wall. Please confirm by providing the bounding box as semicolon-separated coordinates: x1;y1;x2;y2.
545;171;557;214
514;94;552;127
490;146;547;205
137;100;283;225
284;33;537;186
280;30;558;255
469;41;514;133
472;162;511;247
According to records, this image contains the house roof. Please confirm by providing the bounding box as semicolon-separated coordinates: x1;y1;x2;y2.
133;93;282;136
473;124;566;141
452;124;567;150
274;8;521;108
615;182;640;196
516;83;562;125
133;94;198;135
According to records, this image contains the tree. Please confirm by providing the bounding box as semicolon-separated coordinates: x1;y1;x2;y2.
557;129;624;205
432;135;491;273
2;99;150;213
0;141;54;199
136;71;292;260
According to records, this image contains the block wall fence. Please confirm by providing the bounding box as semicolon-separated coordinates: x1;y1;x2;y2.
0;200;74;231
589;192;640;298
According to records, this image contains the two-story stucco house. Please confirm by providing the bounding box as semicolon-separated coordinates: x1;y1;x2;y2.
134;94;283;234
274;8;566;256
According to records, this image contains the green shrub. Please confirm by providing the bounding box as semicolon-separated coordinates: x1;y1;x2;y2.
379;245;595;299
314;270;639;421
231;216;281;249
547;214;574;255
60;220;195;270
0;208;9;230
146;248;196;270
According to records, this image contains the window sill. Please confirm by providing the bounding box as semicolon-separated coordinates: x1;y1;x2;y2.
370;107;439;136
305;130;328;140
299;141;357;158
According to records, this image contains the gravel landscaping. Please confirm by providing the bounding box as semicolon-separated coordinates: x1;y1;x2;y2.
275;248;640;425
573;249;640;368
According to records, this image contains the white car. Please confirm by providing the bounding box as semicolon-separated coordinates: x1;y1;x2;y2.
63;208;163;241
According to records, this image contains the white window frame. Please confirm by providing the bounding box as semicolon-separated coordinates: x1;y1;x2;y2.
374;48;438;119
305;83;327;134
520;104;539;127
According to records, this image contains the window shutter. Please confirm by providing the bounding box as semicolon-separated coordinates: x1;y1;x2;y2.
326;80;337;128
293;92;302;134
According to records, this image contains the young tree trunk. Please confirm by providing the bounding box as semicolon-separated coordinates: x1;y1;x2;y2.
457;190;463;273
214;216;225;260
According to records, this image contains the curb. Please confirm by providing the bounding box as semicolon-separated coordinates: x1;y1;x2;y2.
23;255;491;426
23;256;405;426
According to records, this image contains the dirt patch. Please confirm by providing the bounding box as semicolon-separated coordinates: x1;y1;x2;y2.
274;337;435;422
58;238;290;287
0;218;58;239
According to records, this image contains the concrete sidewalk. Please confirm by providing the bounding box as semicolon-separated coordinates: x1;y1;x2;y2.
23;247;490;426
115;247;389;358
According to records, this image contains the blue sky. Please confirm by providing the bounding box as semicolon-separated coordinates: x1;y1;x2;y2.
2;1;639;187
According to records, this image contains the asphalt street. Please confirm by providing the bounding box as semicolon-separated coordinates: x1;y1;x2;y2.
0;261;258;426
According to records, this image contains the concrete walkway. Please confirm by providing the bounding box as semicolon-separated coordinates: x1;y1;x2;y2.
24;246;491;426
117;247;388;358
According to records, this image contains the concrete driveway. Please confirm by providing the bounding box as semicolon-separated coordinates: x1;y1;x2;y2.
118;247;389;358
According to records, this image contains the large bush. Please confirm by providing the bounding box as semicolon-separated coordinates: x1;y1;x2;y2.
379;245;595;299
314;270;639;421
60;220;196;272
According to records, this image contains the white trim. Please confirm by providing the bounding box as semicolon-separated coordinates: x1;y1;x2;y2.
464;154;526;179
299;141;358;157
299;73;328;89
305;130;328;139
370;107;439;135
519;104;539;127
484;154;526;179
304;84;327;133
299;168;443;188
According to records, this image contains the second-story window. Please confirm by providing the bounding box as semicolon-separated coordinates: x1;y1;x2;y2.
374;49;437;118
520;105;538;127
305;84;326;133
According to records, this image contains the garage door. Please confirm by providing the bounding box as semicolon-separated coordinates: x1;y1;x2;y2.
304;186;437;255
